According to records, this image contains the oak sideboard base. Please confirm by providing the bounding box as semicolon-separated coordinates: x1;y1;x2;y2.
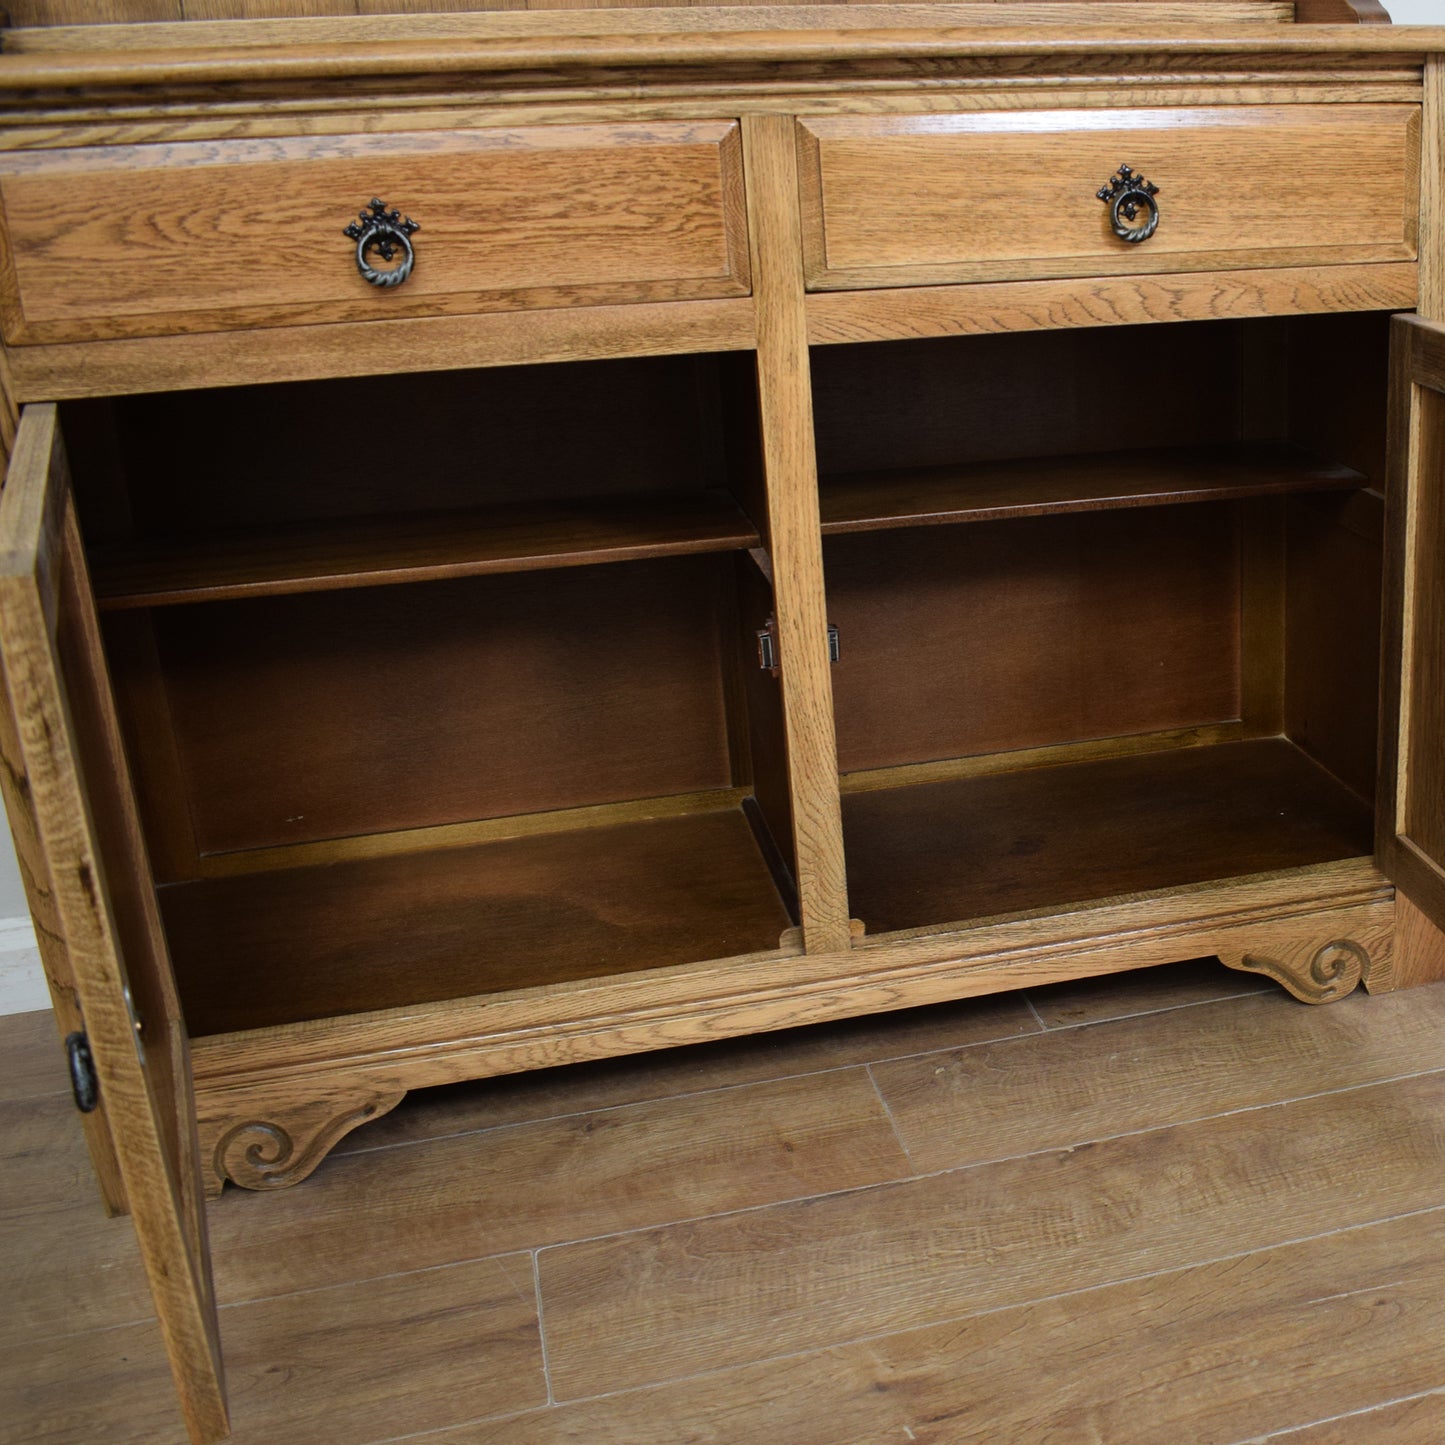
4;7;1445;1435
185;859;1395;1193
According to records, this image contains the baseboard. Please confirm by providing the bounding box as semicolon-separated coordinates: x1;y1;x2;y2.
0;916;47;1016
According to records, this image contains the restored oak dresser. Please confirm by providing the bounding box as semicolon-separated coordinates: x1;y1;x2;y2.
2;0;1444;1436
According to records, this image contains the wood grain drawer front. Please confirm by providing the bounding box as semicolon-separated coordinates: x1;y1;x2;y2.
797;107;1419;292
0;121;749;344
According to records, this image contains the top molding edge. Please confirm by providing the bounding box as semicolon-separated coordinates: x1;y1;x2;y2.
0;23;1443;92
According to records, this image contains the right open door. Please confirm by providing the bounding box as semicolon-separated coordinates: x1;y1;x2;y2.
0;405;228;1442
1379;314;1445;935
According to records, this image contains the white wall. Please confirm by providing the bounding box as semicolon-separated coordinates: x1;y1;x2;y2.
0;0;1442;1010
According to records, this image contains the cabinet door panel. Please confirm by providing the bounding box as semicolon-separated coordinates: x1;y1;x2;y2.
0;405;227;1443
1380;316;1445;935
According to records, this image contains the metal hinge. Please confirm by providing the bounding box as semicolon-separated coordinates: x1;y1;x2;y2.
756;618;840;674
65;1032;99;1114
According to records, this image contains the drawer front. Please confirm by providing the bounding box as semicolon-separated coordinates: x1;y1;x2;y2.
0;121;749;344
797;106;1418;291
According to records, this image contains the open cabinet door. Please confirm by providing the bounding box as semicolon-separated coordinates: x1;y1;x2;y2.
0;405;229;1442
1380;315;1445;938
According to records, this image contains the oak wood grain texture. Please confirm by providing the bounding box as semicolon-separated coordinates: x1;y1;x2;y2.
798;105;1418;292
0;80;1421;155
164;804;792;1034
826;505;1242;774
439;1209;1445;1444
1026;953;1269;1025
93;490;761;608
5;297;757;401
819;442;1364;533
839;719;1270;794
182;861;1389;1128
196;1087;406;1195
0;121;749;344
1379;316;1445;945
1419;55;1445;321
329;988;1039;1154
202;1068;909;1299
140;557;738;855
0;407;226;1441
0;623;129;1212
6;1254;545;1445
872;982;1440;1174
741;112;849;953
807;262;1419;346
537;1067;1445;1399
843;739;1373;936
0;22;1441;93
0;3;1302;45
1392;892;1445;989
1219;917;1390;1000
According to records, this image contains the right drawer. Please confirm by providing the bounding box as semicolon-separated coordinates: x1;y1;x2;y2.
796;105;1419;291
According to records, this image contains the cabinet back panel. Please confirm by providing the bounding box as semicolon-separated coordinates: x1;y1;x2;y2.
1287;311;1392;490
1285;493;1383;806
80;356;721;544
811;323;1243;476
826;505;1241;773
135;557;734;856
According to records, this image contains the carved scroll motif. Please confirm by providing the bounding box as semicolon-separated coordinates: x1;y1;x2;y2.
204;1089;405;1194
1223;938;1371;1005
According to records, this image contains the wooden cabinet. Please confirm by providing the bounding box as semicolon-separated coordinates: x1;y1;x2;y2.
2;3;1445;1440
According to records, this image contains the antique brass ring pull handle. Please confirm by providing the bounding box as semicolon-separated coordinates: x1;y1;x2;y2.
1096;165;1160;244
344;198;420;287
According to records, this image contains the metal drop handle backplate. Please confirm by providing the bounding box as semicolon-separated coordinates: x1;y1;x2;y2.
1097;164;1160;244
344;197;420;287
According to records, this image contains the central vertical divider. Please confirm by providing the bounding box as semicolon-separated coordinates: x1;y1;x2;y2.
741;112;852;953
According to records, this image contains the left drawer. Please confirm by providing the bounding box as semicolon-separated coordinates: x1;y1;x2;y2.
0;120;750;344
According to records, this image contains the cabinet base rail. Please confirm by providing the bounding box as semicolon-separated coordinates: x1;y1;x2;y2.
188;857;1393;1193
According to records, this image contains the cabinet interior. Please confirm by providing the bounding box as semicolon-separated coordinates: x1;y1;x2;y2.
812;313;1389;936
62;313;1394;1035
66;354;798;1036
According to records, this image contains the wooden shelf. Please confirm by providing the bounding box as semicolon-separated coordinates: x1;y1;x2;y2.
163;803;794;1036
842;737;1374;937
818;444;1366;536
93;489;761;610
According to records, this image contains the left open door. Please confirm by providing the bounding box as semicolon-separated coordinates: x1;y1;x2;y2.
0;405;229;1443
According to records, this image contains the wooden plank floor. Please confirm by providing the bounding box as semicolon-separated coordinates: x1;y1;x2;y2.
8;961;1445;1443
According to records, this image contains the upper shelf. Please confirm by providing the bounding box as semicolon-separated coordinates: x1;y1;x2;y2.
92;489;760;610
818;443;1366;536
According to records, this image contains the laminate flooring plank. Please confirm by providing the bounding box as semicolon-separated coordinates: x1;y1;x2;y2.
428;1208;1445;1445
2;1254;543;1445
334;990;1039;1154
0;1180;156;1345
0;1007;67;1100
1025;956;1271;1027
872;985;1445;1174
207;1068;910;1304
538;1069;1445;1398
0;1319;182;1445
0;1091;107;1222
1253;1390;1445;1444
